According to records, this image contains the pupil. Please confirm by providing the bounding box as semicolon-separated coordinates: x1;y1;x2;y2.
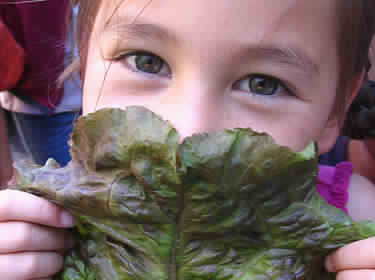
250;76;277;95
135;55;163;74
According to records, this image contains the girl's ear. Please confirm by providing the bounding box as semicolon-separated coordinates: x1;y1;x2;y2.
317;70;365;155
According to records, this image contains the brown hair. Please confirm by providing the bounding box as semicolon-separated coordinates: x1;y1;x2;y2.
335;1;375;117
69;0;375;120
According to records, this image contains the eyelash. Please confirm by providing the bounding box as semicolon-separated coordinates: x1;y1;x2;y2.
116;51;294;96
118;51;172;77
233;74;293;97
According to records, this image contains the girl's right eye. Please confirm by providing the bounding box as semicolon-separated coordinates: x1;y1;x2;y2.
124;52;171;77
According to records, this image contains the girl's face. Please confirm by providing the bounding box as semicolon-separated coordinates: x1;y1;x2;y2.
83;0;342;154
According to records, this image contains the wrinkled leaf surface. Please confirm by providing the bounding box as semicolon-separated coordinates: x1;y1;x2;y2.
14;106;375;280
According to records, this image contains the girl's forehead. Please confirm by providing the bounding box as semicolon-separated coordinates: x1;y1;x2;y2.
97;0;338;39
95;0;338;71
98;0;338;32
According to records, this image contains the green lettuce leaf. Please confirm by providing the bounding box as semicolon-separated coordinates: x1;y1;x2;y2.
13;106;375;280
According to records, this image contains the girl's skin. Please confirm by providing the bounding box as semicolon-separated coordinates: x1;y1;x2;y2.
1;0;375;279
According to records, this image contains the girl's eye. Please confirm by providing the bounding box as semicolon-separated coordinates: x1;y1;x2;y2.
125;52;170;76
235;74;283;96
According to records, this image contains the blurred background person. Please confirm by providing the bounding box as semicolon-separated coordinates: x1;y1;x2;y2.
320;38;375;183
0;17;24;185
0;0;81;178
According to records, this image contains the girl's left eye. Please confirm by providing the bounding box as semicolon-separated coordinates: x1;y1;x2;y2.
234;74;286;96
124;52;171;77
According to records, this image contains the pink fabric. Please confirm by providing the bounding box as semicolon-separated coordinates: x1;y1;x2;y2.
316;162;353;214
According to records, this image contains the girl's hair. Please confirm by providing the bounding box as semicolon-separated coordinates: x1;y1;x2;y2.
335;1;375;133
343;73;375;139
70;0;375;134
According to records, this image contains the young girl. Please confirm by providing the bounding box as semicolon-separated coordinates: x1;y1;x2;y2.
1;0;375;279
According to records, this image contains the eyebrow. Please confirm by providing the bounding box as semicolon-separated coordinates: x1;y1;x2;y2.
250;45;320;75
104;16;178;45
104;18;320;75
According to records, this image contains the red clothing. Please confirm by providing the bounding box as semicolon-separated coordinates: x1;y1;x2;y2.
0;0;69;110
0;19;24;91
